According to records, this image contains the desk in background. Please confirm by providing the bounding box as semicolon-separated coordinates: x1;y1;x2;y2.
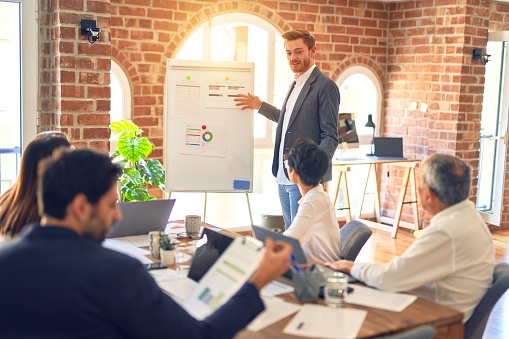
331;158;420;238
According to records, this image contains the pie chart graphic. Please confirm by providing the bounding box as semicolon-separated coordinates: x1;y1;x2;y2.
202;131;213;142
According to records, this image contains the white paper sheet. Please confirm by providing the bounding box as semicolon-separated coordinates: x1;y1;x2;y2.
247;297;301;332
158;277;199;305
109;235;149;247
346;285;417;312
183;236;264;320
283;304;367;339
102;239;152;264
260;280;294;298
149;268;188;283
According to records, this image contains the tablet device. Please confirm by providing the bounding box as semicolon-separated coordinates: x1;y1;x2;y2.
251;225;307;264
187;228;235;282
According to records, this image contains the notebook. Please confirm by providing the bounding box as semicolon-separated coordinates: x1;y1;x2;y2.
106;199;175;238
187;228;235;282
373;137;407;160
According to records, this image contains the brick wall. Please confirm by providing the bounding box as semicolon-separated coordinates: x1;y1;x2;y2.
109;0;390;162
38;0;509;229
380;0;493;225
39;0;111;150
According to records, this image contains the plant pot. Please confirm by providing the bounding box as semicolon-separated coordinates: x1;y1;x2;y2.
160;249;175;266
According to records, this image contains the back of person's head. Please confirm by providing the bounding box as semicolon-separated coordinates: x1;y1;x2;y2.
287;138;328;186
0;132;71;237
421;153;471;206
282;29;315;50
39;149;122;219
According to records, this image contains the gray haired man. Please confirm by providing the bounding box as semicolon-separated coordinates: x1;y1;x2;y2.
326;154;494;322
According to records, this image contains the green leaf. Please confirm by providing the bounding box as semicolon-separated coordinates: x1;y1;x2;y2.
110;120;143;139
118;137;154;163
140;159;166;189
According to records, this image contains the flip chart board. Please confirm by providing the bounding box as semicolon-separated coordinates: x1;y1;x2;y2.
165;59;254;192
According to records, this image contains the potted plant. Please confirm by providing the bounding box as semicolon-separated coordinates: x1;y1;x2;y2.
159;233;178;266
110;120;166;202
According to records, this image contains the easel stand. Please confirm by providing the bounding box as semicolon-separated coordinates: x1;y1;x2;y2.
168;191;254;227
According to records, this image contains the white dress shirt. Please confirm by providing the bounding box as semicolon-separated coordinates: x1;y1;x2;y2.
351;200;494;322
284;185;342;262
276;65;317;185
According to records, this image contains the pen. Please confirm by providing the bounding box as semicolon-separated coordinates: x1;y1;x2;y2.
297;322;304;330
290;254;300;272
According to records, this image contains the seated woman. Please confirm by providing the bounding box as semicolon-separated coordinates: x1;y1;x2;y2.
283;138;342;263
0;131;71;243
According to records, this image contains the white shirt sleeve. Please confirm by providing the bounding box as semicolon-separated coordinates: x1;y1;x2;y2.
351;229;455;292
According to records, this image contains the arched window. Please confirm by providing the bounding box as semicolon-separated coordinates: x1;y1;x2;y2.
175;13;292;147
110;61;132;152
336;66;382;147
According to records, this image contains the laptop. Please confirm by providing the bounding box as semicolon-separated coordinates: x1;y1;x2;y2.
106;199;176;238
187;228;235;282
373;137;407;160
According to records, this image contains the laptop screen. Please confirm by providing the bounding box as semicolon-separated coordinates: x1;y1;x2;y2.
373;137;405;158
187;228;235;282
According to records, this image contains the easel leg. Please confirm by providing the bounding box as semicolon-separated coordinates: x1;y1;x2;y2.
358;164;373;219
391;167;411;238
342;172;352;222
246;193;254;227
410;168;419;230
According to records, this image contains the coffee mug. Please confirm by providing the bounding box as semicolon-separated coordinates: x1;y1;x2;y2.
185;215;201;239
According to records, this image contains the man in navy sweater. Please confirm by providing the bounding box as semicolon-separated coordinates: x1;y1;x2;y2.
0;149;292;338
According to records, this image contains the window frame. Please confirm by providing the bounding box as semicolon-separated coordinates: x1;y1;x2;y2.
335;65;383;145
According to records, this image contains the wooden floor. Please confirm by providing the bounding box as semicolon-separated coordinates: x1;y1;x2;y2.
355;227;509;339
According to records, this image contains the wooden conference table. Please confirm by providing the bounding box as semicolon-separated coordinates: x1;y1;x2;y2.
331;157;420;238
165;224;464;339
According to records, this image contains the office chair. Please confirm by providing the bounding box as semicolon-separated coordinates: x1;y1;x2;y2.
339;220;372;261
378;325;436;339
464;262;509;339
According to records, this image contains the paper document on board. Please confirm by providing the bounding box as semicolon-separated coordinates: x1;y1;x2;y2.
183;236;264;320
345;285;417;312
283;304;367;339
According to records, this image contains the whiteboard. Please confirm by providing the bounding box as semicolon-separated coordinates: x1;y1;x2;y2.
165;59;254;192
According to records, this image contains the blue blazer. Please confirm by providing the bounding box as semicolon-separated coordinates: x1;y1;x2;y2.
259;66;340;182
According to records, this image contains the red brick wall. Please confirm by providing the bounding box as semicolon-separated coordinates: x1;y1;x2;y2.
39;0;111;150
381;0;491;225
110;0;390;162
38;0;509;229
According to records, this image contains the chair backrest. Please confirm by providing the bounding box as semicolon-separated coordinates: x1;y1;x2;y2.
339;220;373;261
464;262;509;339
378;325;436;339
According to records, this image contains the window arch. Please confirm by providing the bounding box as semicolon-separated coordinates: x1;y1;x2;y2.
336;66;383;146
110;60;132;152
175;13;293;147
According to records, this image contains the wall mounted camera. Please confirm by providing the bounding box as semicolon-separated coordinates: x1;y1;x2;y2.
472;48;491;65
81;19;101;44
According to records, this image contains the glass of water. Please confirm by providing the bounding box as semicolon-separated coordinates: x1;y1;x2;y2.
325;272;349;307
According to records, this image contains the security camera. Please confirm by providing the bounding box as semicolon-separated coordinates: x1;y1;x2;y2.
85;27;101;44
81;19;101;44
